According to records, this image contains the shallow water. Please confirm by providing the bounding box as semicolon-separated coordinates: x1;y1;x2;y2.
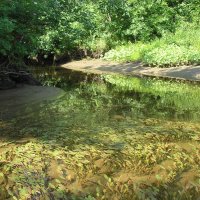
0;72;200;200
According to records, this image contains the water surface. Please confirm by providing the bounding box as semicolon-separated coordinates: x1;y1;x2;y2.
0;72;200;200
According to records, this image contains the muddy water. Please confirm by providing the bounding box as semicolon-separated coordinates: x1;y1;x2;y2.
0;71;200;200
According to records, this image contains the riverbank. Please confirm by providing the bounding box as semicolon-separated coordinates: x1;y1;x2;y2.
61;59;200;83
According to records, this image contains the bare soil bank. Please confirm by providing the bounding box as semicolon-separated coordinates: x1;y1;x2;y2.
62;59;200;82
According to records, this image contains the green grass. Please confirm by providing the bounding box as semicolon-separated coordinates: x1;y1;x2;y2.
104;24;200;67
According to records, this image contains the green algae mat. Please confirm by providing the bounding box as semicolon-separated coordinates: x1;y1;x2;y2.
1;74;200;200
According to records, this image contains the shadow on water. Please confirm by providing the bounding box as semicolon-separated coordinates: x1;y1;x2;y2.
1;68;200;199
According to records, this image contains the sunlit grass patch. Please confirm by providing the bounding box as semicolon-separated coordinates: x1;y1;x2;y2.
104;25;200;67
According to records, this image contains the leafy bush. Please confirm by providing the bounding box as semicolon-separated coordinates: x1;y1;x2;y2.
104;24;200;67
0;0;54;58
104;43;145;62
143;44;200;66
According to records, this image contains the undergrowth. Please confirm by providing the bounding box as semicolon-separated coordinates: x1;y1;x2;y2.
104;24;200;67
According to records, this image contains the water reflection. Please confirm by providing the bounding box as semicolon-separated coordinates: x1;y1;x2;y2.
0;70;200;199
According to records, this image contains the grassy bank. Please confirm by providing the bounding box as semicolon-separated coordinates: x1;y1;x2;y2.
104;24;200;67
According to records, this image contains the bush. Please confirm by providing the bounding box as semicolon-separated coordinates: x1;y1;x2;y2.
142;44;200;66
104;43;145;62
104;24;200;67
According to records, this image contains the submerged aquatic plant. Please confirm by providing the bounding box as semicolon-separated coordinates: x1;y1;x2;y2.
1;73;200;199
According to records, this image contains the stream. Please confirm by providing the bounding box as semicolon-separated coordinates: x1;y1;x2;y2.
0;68;200;200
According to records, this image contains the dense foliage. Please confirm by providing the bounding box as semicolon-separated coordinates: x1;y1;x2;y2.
104;24;200;66
0;1;51;61
0;0;199;65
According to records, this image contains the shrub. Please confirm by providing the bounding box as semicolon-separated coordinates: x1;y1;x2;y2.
104;24;200;67
142;44;200;66
104;43;145;62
